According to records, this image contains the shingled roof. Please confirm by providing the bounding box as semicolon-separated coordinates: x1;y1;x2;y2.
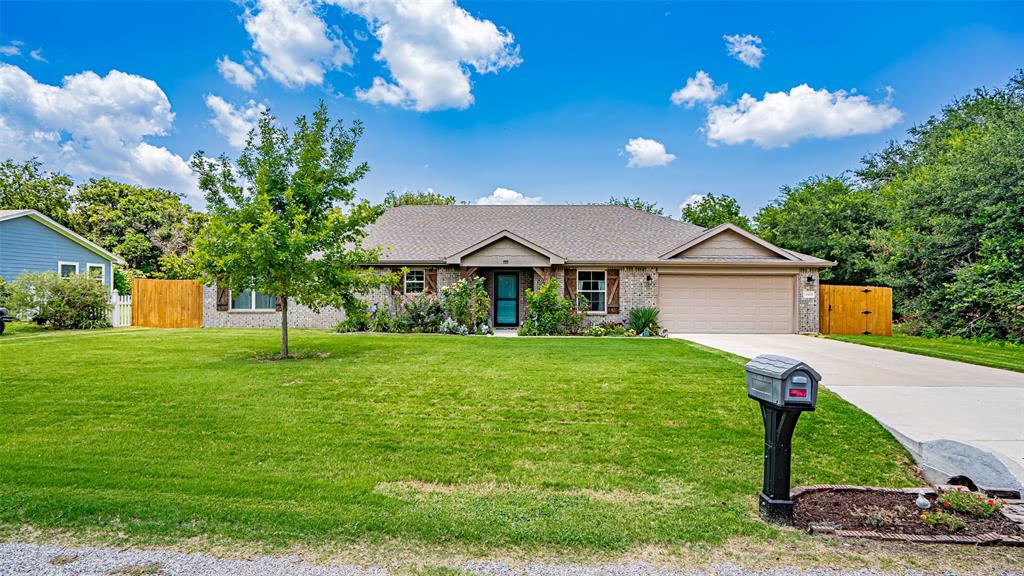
361;205;831;266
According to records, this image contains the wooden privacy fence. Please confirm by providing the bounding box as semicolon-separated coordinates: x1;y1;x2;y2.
131;279;203;328
819;284;893;336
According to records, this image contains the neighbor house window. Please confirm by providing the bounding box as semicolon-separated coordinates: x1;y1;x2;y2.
404;270;424;294
577;270;607;313
230;290;277;311
86;263;105;284
58;261;78;278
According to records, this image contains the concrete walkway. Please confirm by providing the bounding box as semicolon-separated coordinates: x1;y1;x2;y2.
672;334;1024;489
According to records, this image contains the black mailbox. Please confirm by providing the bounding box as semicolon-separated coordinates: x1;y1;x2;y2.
745;354;821;524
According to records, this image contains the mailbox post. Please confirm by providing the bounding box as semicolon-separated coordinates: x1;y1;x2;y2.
745;354;821;524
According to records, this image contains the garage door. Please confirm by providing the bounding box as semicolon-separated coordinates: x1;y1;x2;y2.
658;275;795;333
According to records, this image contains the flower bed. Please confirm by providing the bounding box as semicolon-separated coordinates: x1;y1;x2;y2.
792;485;1024;545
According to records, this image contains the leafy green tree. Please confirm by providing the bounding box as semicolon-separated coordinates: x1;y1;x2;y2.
0;159;74;227
70;178;205;278
604;196;664;215
381;189;457;208
191;102;392;357
680;193;752;231
754;176;885;285
863;73;1024;339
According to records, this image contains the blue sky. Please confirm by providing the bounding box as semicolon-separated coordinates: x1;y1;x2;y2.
1;1;1021;215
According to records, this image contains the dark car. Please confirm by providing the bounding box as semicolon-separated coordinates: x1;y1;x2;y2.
0;307;12;335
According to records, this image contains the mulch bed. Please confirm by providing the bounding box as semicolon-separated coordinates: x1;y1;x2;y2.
792;485;1024;545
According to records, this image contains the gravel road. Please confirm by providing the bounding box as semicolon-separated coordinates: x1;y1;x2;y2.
0;542;1020;576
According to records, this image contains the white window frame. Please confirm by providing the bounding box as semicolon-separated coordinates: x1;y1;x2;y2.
404;269;425;294
86;263;105;284
577;269;607;314
58;261;79;278
228;289;277;312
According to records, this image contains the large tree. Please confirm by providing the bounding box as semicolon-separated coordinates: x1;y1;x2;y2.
603;196;664;215
0;159;74;227
381;189;457;208
71;178;206;278
191;102;390;357
680;192;751;231
754;176;885;285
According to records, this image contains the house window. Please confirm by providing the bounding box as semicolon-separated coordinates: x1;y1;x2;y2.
86;263;105;284
58;261;79;278
230;290;277;311
404;270;425;294
577;270;606;313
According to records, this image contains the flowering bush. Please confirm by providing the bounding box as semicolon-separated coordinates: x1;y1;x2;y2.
920;510;966;531
398;292;444;333
441;277;490;333
937;487;1003;517
519;278;587;336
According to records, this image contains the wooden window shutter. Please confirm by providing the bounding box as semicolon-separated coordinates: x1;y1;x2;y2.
606;269;620;314
216;285;230;311
275;296;283;312
425;268;438;294
564;269;577;301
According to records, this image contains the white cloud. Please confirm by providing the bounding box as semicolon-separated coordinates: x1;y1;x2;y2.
0;63;200;202
680;193;705;210
705;84;903;148
475;187;542;205
0;44;21;57
29;48;46;63
243;0;351;88
671;70;725;108
723;34;764;68
332;0;521;111
205;95;267;150
217;56;260;91
623;137;677;168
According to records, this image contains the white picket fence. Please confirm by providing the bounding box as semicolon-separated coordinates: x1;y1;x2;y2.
111;292;132;327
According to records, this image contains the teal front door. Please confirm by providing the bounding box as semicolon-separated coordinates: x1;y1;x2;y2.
494;273;519;327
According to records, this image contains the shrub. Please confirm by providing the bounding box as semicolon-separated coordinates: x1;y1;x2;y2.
0;277;11;307
439;317;469;335
336;295;371;332
368;310;399;333
937;488;1003;517
398;293;444;333
519;278;587;336
582;324;606;337
441;277;489;332
628;306;661;335
920;511;966;532
9;271;111;329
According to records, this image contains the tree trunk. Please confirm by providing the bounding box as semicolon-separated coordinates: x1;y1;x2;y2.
280;296;289;358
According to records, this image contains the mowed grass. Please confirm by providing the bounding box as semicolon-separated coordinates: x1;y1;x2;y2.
827;333;1024;373
0;330;917;551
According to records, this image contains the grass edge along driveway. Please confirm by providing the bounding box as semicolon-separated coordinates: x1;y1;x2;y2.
826;333;1024;373
0;329;918;551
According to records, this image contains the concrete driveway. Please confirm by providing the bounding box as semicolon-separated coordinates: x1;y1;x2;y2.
673;333;1024;489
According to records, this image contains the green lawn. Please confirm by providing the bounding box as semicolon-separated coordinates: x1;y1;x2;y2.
827;334;1024;373
0;329;917;551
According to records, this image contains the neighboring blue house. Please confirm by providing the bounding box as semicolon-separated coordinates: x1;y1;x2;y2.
0;209;124;292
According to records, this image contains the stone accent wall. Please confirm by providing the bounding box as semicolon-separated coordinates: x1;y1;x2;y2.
555;266;658;326
201;286;343;329
798;268;820;333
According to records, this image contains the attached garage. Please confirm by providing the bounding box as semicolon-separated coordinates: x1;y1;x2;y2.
658;274;796;333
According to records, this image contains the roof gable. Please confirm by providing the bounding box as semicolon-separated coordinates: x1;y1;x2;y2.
447;230;564;266
0;209;124;264
660;223;799;262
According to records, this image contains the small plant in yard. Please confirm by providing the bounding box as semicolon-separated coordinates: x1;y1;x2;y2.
853;505;902;528
441;277;489;333
628;306;661;335
519;278;587;335
920;510;966;532
399;293;445;333
582;324;606;337
9;271;111;329
439;317;469;335
938;487;1003;517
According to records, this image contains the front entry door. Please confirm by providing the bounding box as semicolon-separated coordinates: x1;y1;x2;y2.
494;273;519;327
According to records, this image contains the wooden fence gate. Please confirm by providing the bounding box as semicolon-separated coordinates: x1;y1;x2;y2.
131;279;203;328
819;284;893;336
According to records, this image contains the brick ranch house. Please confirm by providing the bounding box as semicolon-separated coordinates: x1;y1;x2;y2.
202;205;833;333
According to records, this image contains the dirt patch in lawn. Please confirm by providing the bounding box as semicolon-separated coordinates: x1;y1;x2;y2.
794;488;1018;537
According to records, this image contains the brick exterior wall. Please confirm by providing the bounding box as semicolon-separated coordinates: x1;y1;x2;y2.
201;286;344;329
798;268;820;333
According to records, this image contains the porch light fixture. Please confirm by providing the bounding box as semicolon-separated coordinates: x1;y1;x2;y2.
644;273;654;287
806;275;815;285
